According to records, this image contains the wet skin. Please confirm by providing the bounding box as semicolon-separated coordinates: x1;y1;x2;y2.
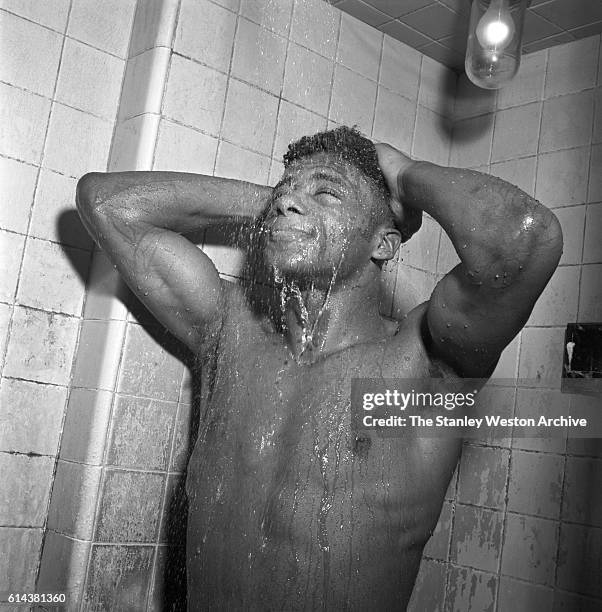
76;145;562;611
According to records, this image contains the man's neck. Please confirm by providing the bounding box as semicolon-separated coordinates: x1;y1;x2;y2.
276;268;389;364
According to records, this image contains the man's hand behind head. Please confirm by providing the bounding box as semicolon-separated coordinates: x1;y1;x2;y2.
375;143;422;242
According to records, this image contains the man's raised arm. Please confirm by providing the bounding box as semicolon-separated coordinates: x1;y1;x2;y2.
76;172;272;353
376;144;563;378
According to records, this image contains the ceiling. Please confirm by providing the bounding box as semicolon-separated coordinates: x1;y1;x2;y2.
328;0;602;72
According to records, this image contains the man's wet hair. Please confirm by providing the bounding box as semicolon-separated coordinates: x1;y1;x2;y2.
283;126;389;205
283;125;421;241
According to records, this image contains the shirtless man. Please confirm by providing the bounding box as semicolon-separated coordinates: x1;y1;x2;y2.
76;127;562;610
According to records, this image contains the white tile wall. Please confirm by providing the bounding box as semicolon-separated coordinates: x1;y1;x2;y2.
337;13;382;81
330;65;377;135
174;0;237;72
379;36;421;101
0;83;51;164
67;0;137;58
373;87;416;154
0;0;71;32
0;12;63;98
539;91;594;153
55;39;124;120
239;0;292;36
290;0;339;59
0;157;38;233
153;120;218;173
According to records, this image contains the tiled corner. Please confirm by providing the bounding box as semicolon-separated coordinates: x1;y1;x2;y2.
273;101;327;161
47;460;103;539
290;0;340;59
118;47;171;121
0;453;54;526
398;216;439;273
535;147;590;208
554;205;586;266
0;0;71;32
0;230;26;303
562;456;602;528
418;55;456;116
222;79;279;156
507;450;564;519
153;120;218;173
239;0;293;37
282;43;334;117
582;203;602;263
83;544;154;610
527;265;580;327
412;106;452;166
0;82;51;165
513;388;568;453
0;156;37;234
373;87;416;155
497;50;547;110
578;264;602;321
231;18;287;96
457;445;509;510
170;403;193;472
0;378;66;456
435;226;459;274
453;73;496;121
164;55;227;136
72;318;127;390
159;473;188;545
391;265;437;317
501;513;557;585
445;565;497;612
423;500;452;561
60;388;114;465
29;169;92;249
450;114;494;168
107;395;177;470
540;91;595;153
110;114;162;172
0;527;43;592
379;36;421;101
330;65;377;136
128;0;180;56
43;103;114;178
37;530;91;608
517;326;565;388
588;143;602;202
117;323;184;402
0;11;63;98
491;103;542;163
201;227;248;278
557;523;602;598
451;504;503;573
4;306;80;386
17;237;89;316
497;576;553;611
214;141;271;184
95;469;165;542
82;250;130;321
407;558;446;611
55;38;124;121
337;12;382;81
67;0;137;59
174;0;237;72
544;36;600;98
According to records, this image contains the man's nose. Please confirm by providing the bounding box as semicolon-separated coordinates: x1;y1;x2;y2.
275;193;305;216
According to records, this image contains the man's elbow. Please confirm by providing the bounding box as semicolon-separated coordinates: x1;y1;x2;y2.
535;208;563;266
76;172;106;215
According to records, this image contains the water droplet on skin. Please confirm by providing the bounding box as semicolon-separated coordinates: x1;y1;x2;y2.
494;274;500;280
446;323;451;328
470;227;476;232
462;244;468;249
464;324;469;328
441;303;446;308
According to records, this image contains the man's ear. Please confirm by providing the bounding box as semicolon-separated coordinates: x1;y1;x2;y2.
371;227;402;261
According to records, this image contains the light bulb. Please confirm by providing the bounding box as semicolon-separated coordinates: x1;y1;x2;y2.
465;0;528;90
475;0;516;51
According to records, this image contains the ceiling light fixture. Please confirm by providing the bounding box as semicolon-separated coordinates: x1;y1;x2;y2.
465;0;529;89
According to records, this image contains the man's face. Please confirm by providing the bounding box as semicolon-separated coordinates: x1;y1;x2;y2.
261;153;382;283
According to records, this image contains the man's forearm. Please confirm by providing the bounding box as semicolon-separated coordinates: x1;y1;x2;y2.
401;163;562;286
76;171;273;237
